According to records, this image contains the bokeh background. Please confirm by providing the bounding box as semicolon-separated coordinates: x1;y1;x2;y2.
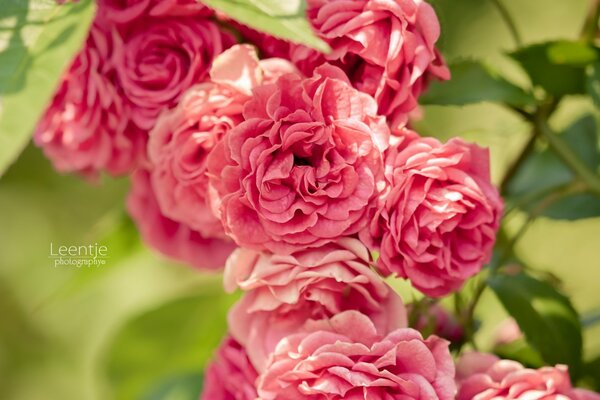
1;0;599;399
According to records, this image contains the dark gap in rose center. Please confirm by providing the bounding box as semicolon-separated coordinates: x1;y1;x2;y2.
293;154;312;166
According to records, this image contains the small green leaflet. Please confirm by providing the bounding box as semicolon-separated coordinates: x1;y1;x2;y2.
510;41;598;96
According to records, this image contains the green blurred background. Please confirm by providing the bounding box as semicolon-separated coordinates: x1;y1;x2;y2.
1;0;599;399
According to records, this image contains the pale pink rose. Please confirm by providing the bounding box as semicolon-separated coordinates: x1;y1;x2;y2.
456;353;600;400
148;45;297;238
35;21;145;176
237;0;450;128
361;129;502;297
494;318;523;346
116;17;234;130
258;58;303;85
224;238;406;370
207;64;390;254
201;337;258;400
408;302;463;343
126;170;235;270
257;310;456;399
97;0;210;23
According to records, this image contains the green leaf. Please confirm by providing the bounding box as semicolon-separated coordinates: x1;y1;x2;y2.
582;357;600;392
104;291;237;400
547;41;598;66
587;61;600;109
489;272;583;377
494;338;545;369
201;0;330;53
541;193;600;220
0;0;95;176
419;60;535;107
143;372;203;400
581;308;600;328
506;115;600;220
510;41;598;96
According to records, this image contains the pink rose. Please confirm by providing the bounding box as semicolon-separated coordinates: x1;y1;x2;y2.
35;21;145;176
238;0;450;128
361;129;502;297
148;45;297;237
201;337;258;400
456;353;600;400
126;170;235;270
207;64;390;254
146;0;212;17
116;17;234;130
97;0;210;23
494;318;523;346
224;238;406;370
257;310;456;399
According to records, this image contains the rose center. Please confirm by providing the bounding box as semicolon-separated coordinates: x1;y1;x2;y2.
293;154;312;166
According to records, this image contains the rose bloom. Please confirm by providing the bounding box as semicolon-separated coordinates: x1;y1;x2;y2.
456;353;600;400
257;310;456;399
361;130;502;297
126;170;235;270
207;64;390;254
224;238;406;370
201;337;258;400
494;318;523;347
97;0;211;23
238;0;449;127
148;45;297;237
116;16;234;130
35;20;145;176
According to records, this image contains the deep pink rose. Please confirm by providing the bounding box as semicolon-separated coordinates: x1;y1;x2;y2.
116;17;234;130
224;238;406;370
207;64;390;254
148;45;297;237
257;310;456;399
97;0;210;23
126;170;235;270
238;0;450;128
456;353;600;400
201;337;258;400
361;129;502;297
35;21;145;176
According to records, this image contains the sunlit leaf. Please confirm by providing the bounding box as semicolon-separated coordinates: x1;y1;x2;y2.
201;0;329;53
547;41;598;66
0;0;95;176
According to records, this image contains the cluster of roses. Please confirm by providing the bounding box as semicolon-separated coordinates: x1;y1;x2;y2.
37;0;600;399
